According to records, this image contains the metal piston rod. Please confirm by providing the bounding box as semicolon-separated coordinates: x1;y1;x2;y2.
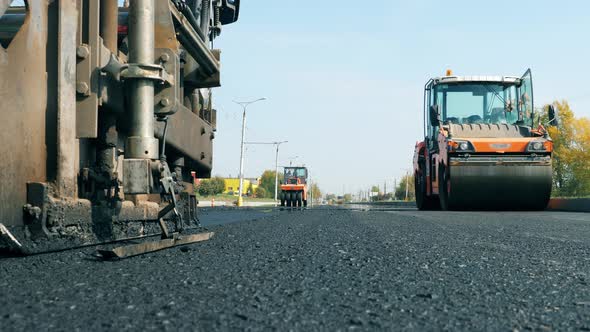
116;0;203;258
124;0;174;235
126;0;159;160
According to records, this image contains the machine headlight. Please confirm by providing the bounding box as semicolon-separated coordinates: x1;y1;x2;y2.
451;140;474;152
532;142;544;150
527;141;547;152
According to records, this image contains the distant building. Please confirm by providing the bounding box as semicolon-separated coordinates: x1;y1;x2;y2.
223;178;260;196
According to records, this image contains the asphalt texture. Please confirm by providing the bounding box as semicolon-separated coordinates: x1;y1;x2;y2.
1;207;590;331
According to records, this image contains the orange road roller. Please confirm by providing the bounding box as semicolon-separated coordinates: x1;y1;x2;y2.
413;69;558;210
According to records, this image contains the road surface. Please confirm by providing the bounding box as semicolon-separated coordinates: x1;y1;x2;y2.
1;207;589;331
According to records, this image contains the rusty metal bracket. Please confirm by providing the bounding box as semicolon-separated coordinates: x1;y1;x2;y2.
157;160;184;234
23;182;50;239
76;0;101;138
157;199;177;239
96;231;214;260
154;48;179;116
120;63;171;83
0;223;23;253
101;53;124;81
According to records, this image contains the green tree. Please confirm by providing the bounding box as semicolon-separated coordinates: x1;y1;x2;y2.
311;183;322;203
255;186;267;198
211;177;225;195
259;170;283;198
394;175;415;201
539;101;590;197
197;180;215;196
369;185;381;201
343;194;353;202
198;177;225;196
247;182;254;196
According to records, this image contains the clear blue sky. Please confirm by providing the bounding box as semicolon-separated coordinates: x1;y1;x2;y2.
212;0;590;195
14;0;585;195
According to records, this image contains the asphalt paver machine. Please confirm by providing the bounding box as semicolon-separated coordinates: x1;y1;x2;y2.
0;0;240;257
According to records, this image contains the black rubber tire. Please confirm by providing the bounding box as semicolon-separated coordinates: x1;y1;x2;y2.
439;163;452;211
303;199;308;208
286;192;292;207
415;171;427;210
296;192;303;207
280;192;285;207
415;165;440;211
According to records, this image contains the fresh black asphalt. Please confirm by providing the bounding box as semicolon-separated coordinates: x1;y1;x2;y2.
1;207;590;331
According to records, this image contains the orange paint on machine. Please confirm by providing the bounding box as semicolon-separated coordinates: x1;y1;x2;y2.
412;69;558;210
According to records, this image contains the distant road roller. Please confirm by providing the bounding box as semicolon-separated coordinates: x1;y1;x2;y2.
413;69;557;210
280;167;309;208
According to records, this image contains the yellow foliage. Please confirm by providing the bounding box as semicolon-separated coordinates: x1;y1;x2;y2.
543;100;590;197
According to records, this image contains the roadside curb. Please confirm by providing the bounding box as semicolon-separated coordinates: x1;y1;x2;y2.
348;201;416;208
546;199;590;213
349;199;589;213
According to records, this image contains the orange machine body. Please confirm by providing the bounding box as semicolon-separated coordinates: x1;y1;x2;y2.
412;69;554;210
280;167;309;208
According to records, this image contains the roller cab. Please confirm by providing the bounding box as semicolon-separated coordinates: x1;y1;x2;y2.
413;69;555;210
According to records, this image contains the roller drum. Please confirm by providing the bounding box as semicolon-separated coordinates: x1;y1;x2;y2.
442;156;552;210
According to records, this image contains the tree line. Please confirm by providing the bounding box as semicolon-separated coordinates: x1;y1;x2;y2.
539;101;590;197
196;170;323;201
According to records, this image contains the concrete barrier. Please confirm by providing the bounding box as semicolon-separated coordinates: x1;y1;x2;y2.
350;199;589;212
348;201;416;208
547;199;590;212
197;200;276;208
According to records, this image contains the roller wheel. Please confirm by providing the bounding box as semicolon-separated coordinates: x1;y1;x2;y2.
286;192;292;207
296;192;303;207
280;192;286;207
415;171;427;210
303;199;308;208
415;163;440;211
438;163;452;211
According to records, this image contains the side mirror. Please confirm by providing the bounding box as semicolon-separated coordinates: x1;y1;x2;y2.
548;105;559;127
220;0;240;25
429;105;441;127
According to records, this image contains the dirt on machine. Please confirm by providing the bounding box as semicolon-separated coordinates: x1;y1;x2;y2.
280;167;309;208
0;0;240;258
413;69;558;211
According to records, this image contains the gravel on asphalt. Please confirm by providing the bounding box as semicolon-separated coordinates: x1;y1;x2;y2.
1;207;590;331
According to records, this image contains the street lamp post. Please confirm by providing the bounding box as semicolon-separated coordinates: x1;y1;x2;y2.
395;167;410;201
288;156;299;166
234;98;266;207
308;169;313;208
244;140;288;205
273;142;287;205
405;170;410;201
